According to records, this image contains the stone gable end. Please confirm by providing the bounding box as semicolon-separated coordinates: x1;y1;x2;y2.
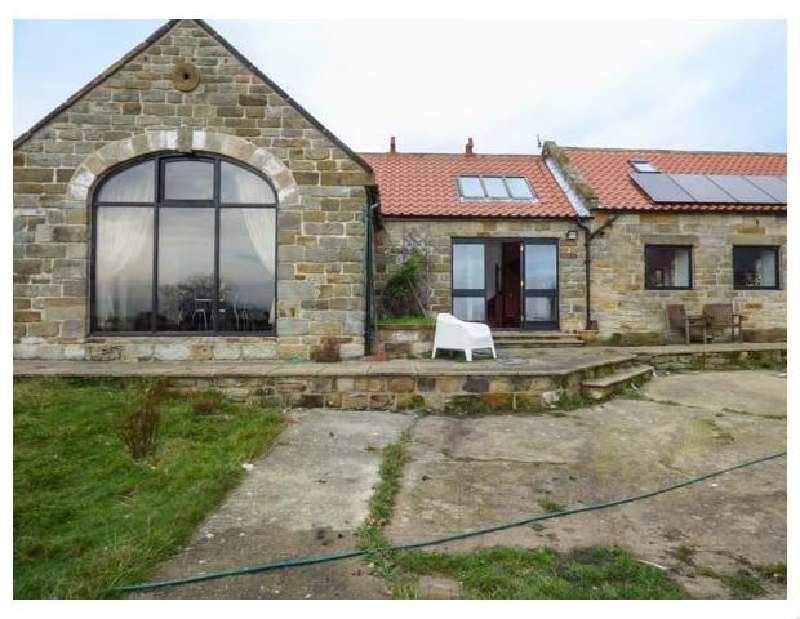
13;19;373;361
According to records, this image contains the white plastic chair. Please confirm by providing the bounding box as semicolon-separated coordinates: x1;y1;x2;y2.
431;313;496;361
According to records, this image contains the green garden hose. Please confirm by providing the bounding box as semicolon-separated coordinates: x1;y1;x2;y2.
118;450;786;593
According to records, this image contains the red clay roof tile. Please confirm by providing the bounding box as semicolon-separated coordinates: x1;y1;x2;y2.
360;152;578;218
563;148;786;212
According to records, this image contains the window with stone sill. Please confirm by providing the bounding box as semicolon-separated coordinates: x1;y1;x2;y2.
644;245;692;290
92;153;277;335
733;246;779;290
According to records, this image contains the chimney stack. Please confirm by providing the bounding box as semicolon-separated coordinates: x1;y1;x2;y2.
466;137;474;155
390;136;396;153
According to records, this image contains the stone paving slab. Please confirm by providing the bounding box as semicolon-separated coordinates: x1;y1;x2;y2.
386;370;787;600
132;409;416;600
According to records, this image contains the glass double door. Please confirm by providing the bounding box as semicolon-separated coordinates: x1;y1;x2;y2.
452;239;558;330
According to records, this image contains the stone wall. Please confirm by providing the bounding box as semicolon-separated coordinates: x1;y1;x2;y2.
374;325;434;359
374;218;586;332
13;19;371;361
589;211;787;343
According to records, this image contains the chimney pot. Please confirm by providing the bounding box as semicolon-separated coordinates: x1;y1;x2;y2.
390;136;396;153
466;137;474;155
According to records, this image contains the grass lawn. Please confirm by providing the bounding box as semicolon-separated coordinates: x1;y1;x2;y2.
13;378;284;599
357;431;690;600
394;546;690;599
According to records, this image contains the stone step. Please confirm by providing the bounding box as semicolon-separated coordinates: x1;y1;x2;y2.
492;330;575;340
496;338;585;348
581;364;655;400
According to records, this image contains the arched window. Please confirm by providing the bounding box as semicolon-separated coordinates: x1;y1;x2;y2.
92;154;277;334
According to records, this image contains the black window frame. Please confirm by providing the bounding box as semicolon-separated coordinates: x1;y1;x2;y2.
90;151;278;336
644;245;693;290
732;245;780;290
456;175;536;201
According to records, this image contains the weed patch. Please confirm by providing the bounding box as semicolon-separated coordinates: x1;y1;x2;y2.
555;392;593;411
722;570;765;598
394;545;689;599
755;562;786;584
356;429;416;597
537;498;564;513
669;544;695;564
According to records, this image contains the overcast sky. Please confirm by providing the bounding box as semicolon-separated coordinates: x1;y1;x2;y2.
13;19;787;153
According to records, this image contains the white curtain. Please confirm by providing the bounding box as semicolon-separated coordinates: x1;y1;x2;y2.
242;209;276;323
756;250;775;286
672;250;690;287
242;209;275;277
222;162;276;203
96;208;152;326
97;161;155;202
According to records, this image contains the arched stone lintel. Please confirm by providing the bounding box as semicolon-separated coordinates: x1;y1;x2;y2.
65;129;299;205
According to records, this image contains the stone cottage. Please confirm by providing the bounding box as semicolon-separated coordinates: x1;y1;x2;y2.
542;142;787;343
364;141;590;334
13;19;374;362
13;19;787;362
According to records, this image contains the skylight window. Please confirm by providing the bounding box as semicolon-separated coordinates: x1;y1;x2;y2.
457;175;536;200
458;176;485;198
630;160;658;173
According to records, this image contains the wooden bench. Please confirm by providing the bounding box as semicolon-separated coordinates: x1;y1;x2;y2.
666;304;710;344
703;303;743;343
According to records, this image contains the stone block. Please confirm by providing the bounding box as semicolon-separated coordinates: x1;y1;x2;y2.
242;342;278;359
121;344;156;361
14;259;43;276
88;345;123;361
63;344;87;360
60;320;86;338
277;281;315;300
154;343;191;361
388;377;415;393
339;342;364;359
336;377;355;391
26;244;66;259
25;321;59;337
212;344;242;360
14;311;41;322
44;305;85;321
53;226;87;243
190;344;213;361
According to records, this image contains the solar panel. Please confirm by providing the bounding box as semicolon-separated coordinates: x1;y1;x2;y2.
706;174;777;204
630;172;694;202
668;174;735;202
743;175;787;203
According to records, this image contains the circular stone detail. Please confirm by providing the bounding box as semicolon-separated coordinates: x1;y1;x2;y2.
171;61;200;92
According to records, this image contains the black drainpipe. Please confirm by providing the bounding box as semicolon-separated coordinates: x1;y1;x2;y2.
364;201;379;356
575;214;619;331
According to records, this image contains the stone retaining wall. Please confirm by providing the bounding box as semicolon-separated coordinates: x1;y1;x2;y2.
373;325;434;359
631;347;786;372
